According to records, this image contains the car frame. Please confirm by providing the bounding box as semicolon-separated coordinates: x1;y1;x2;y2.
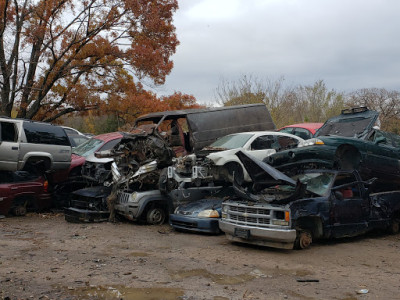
165;131;304;190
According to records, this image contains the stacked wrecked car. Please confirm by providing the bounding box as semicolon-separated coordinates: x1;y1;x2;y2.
62;105;400;250
64;104;277;223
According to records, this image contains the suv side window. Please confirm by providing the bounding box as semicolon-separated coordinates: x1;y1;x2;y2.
23;122;70;146
0;121;17;142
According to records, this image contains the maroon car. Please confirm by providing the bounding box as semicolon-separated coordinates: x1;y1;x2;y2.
0;171;51;216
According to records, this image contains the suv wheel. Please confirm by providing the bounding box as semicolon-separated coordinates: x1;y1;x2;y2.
146;206;166;225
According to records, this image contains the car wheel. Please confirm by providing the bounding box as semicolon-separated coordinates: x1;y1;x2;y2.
146;206;166;225
294;230;312;250
389;217;400;234
226;162;244;185
334;146;361;170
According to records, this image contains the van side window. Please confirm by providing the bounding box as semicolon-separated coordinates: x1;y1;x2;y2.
23;122;70;146
0;122;17;142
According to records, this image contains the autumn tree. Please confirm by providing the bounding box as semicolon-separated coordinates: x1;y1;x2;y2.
215;75;345;128
0;0;179;121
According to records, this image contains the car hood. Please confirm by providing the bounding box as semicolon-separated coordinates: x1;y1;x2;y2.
206;148;242;161
235;150;317;204
315;107;379;138
235;150;296;186
85;153;114;164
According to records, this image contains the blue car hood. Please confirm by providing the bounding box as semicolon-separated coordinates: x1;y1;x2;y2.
176;198;223;214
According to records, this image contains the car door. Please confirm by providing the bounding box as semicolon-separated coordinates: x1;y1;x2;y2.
330;173;369;238
365;130;400;178
0;121;20;171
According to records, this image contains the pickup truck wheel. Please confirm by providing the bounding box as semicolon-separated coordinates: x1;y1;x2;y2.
389;218;400;234
294;230;312;250
146;207;166;225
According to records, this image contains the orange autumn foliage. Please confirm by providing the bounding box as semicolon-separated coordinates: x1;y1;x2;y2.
0;0;180;122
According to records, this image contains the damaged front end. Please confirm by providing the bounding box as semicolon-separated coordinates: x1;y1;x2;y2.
65;129;176;223
219;151;333;249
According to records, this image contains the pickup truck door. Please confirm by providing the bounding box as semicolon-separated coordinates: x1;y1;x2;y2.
0;121;19;171
331;180;369;238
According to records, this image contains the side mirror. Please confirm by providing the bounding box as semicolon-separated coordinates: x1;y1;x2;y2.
334;191;344;200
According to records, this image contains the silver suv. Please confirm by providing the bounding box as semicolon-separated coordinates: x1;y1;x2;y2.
0;117;71;172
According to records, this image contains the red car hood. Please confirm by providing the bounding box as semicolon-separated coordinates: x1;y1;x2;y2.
70;154;86;170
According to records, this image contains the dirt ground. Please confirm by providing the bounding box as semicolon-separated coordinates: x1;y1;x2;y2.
1;213;399;300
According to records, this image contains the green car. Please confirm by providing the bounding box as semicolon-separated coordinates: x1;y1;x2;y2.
267;107;400;189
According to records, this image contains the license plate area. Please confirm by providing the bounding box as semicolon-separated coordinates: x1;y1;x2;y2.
234;228;250;239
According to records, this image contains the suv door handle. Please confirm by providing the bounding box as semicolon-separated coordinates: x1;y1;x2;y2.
11;146;18;150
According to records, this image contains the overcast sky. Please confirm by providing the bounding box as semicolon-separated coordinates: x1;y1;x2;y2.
154;0;400;105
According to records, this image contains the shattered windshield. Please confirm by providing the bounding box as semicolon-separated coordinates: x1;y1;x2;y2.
72;138;104;157
206;133;253;150
292;172;335;196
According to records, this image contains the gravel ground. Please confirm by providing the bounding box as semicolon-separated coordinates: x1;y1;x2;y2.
1;213;400;300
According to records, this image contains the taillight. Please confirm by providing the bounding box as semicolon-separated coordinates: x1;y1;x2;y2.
43;180;49;193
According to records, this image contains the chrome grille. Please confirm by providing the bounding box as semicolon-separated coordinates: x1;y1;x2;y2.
117;191;131;204
223;203;283;228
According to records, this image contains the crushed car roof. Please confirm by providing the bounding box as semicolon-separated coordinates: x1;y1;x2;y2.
315;107;379;138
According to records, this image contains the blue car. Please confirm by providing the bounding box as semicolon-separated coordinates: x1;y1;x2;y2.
169;198;223;234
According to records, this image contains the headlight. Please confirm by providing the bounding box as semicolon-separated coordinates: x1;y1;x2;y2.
222;205;228;213
197;209;220;218
297;138;325;148
130;192;138;202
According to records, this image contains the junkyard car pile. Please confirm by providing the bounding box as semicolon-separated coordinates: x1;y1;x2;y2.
2;105;400;251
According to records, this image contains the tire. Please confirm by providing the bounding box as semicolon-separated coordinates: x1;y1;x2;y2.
294;230;312;250
226;162;244;185
146;206;166;225
389;218;400;234
334;146;361;170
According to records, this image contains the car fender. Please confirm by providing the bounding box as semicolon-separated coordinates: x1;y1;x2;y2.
19;152;53;170
136;194;172;218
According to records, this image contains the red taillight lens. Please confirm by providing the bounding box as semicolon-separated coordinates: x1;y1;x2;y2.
43;180;49;193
